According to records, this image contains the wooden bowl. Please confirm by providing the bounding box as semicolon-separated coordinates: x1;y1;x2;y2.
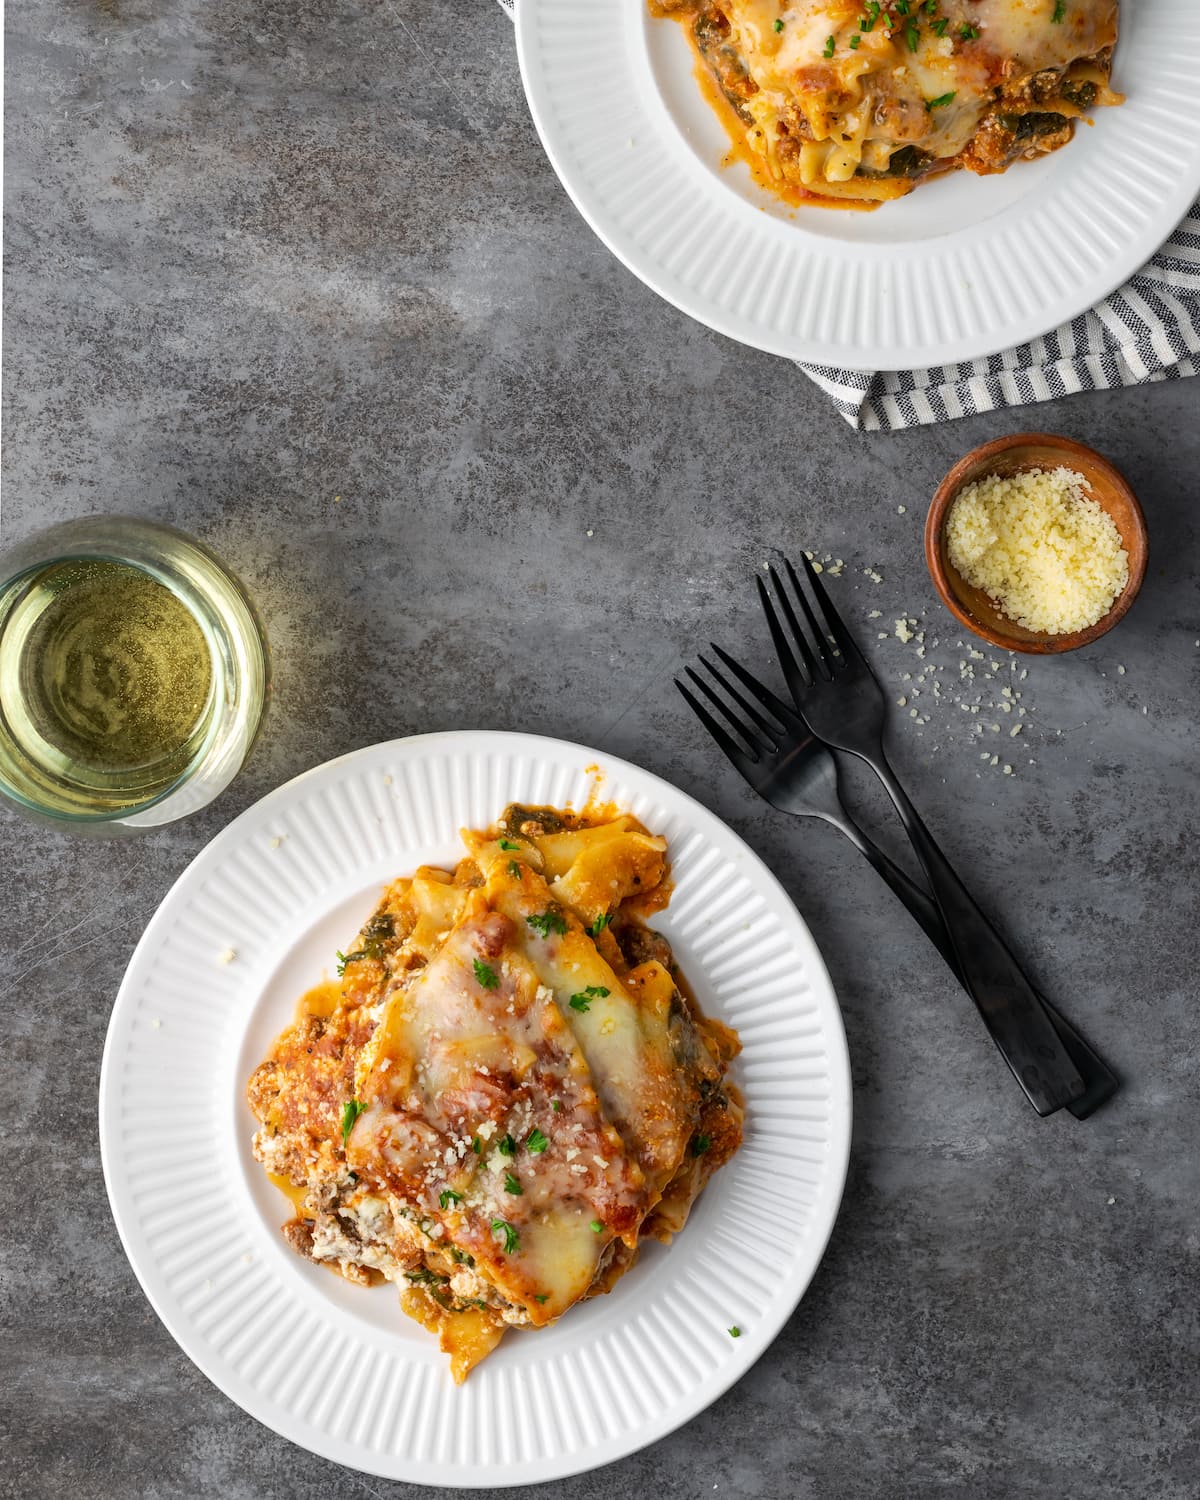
924;433;1148;656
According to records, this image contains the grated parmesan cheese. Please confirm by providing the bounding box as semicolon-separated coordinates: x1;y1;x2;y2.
945;467;1128;635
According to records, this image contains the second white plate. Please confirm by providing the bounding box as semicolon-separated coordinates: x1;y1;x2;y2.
100;731;852;1486
516;0;1200;368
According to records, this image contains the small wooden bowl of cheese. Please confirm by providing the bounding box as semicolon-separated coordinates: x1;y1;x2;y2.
925;434;1148;656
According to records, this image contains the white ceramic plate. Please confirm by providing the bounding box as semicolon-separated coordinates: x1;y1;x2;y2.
100;732;852;1486
516;1;1200;368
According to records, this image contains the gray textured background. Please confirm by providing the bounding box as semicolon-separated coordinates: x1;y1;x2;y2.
4;2;1199;1497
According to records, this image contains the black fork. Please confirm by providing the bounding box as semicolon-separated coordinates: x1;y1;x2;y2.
754;554;1095;1117
677;646;1117;1120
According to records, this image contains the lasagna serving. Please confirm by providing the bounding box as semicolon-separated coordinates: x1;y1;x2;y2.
248;804;743;1381
655;0;1121;204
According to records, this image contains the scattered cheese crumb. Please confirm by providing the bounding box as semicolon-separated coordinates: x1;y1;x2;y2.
150;1018;162;1030
897;505;907;514
269;835;285;850
218;947;237;965
895;619;914;644
897;697;907;708
1116;665;1125;675
945;467;1128;634
868;610;882;619
1002;765;1013;775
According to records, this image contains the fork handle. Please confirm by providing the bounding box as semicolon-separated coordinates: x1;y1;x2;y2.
836;817;1117;1120
862;756;1086;1116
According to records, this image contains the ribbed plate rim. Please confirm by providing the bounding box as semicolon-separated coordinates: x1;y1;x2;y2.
99;730;852;1486
515;0;1200;368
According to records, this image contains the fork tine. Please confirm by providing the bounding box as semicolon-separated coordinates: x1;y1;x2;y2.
675;677;759;768
708;642;804;731
789;554;862;665
771;561;833;679
685;666;774;755
756;575;815;702
697;653;783;744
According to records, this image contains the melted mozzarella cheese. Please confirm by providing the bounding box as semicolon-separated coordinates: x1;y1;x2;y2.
468;835;698;1201
686;0;1119;197
349;893;646;1321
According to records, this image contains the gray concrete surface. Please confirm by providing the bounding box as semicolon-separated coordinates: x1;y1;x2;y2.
4;2;1199;1496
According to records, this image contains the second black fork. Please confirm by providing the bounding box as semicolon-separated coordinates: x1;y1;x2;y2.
678;645;1117;1120
758;555;1089;1118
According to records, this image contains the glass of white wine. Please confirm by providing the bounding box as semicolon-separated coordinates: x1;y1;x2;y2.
0;516;269;833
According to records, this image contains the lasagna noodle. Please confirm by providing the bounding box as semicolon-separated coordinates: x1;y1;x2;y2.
247;804;743;1382
659;0;1121;205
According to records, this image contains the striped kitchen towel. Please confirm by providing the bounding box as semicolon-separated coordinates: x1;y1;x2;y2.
497;0;1199;431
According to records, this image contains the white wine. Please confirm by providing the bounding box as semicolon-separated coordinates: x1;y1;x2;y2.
0;519;268;830
0;560;215;809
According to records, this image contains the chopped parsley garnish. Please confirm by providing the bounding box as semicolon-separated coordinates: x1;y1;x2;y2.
823;34;835;58
335;949;349;977
922;0;937;12
586;912;611;937
405;1268;448;1286
504;1172;523;1196
498;1133;517;1156
449;1246;475;1266
340;1098;366;1143
473;958;500;990
551;1099;563;1112
905;20;919;51
691;1134;712;1157
772;16;783;31
959;21;979;39
1051;0;1066;20
527;908;568;938
931;16;949;35
926;91;956;109
498;838;521;850
860;2;880;31
569;984;610;1013
491;1218;519;1254
526;1127;549;1153
472;1136;482;1154
507;859;522;879
894;0;910;13
728;1325;741;1338
849;34;861;48
590;1219;603;1234
439;1189;463;1210
534;1293;549;1304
